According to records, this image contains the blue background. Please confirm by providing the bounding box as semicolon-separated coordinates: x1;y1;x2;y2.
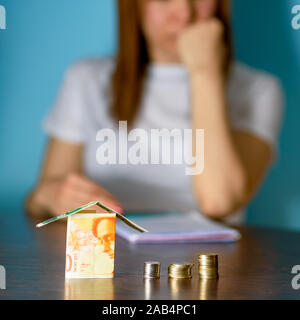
0;0;299;231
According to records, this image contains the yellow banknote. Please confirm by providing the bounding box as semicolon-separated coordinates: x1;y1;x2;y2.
65;213;116;278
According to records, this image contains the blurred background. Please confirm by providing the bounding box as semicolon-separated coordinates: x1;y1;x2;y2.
0;0;299;231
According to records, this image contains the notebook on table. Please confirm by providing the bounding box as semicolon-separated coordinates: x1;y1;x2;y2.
115;211;241;243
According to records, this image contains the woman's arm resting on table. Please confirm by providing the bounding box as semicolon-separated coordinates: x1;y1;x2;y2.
178;19;273;219
25;137;123;217
189;70;273;219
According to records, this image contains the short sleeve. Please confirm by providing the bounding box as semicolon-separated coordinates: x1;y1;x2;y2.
228;66;284;152
43;61;90;143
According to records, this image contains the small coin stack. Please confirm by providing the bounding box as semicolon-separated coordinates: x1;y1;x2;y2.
198;254;218;279
168;263;194;279
144;261;161;279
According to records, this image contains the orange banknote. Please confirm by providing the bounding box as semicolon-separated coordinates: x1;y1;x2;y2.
65;213;116;278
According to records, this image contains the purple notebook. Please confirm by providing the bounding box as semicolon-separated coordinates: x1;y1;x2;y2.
116;211;241;243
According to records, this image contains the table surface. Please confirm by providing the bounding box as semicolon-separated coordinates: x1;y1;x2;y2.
0;211;300;300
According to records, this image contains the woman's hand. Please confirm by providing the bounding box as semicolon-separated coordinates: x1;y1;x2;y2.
31;173;124;217
177;18;226;75
26;138;124;218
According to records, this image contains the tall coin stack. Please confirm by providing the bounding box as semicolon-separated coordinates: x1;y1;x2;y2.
168;263;194;279
198;254;218;279
144;261;161;279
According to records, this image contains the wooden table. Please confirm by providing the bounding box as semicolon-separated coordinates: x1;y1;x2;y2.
0;211;300;300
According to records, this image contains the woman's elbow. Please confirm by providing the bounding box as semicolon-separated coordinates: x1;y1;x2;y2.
198;196;239;219
196;174;248;219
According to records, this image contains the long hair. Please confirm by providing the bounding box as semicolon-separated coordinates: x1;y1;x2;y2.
110;0;232;128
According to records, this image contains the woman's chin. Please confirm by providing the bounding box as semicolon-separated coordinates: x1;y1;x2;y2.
159;49;182;64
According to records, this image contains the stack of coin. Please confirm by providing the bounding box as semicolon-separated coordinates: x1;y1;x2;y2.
168;263;194;279
198;254;218;279
144;261;161;279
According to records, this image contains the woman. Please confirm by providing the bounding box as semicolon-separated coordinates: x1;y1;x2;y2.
26;0;282;224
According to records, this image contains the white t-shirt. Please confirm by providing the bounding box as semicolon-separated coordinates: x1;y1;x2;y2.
43;57;283;224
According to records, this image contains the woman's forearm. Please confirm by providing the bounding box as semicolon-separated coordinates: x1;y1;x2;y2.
190;70;247;218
